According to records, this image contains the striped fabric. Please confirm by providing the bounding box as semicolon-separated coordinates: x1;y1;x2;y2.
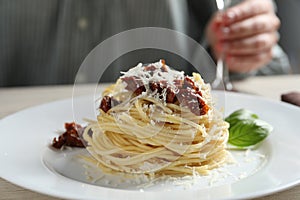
0;0;185;86
0;0;289;86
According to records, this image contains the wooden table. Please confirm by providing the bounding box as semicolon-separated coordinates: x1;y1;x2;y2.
0;75;300;200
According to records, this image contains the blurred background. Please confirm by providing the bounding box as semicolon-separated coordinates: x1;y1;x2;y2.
275;0;300;74
0;0;299;87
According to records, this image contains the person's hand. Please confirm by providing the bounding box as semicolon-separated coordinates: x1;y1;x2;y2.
206;0;280;73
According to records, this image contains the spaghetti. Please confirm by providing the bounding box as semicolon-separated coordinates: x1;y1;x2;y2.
82;60;229;176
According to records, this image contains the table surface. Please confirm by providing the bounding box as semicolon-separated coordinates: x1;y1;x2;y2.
0;75;300;200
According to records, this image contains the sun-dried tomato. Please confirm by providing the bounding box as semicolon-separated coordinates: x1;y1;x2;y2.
52;122;84;149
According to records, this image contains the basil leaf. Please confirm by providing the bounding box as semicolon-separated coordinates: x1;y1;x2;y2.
225;109;258;125
225;109;273;147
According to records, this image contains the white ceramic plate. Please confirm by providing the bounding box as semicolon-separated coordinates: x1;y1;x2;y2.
1;92;300;200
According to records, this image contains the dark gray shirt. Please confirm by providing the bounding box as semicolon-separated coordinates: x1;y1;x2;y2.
0;0;289;86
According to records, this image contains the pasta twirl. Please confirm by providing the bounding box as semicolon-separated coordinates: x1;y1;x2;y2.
82;60;229;176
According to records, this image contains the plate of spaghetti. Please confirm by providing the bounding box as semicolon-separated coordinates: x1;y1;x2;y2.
0;60;300;200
